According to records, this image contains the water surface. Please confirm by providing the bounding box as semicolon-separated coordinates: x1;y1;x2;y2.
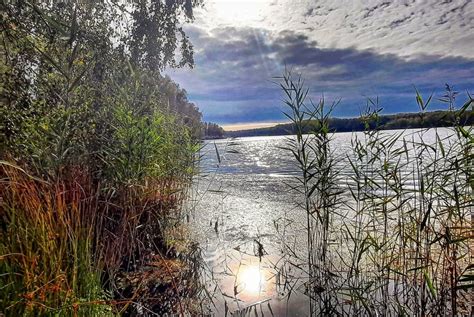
188;128;455;316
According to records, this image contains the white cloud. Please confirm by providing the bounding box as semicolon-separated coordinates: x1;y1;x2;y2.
195;0;474;59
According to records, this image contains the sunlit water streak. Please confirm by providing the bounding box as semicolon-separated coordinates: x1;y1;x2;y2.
187;128;457;316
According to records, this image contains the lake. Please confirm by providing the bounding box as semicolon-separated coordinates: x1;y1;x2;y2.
187;128;462;316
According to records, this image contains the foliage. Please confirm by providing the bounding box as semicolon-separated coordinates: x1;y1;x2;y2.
278;72;342;315
202;122;225;139
0;0;204;315
0;167;112;316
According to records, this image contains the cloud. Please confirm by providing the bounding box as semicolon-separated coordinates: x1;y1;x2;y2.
167;2;474;124
260;0;474;59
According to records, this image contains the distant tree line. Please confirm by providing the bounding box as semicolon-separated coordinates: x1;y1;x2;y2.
226;110;473;138
202;122;225;139
158;75;203;139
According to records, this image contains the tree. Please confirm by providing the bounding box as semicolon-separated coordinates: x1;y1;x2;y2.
1;0;205;155
0;1;205;314
203;122;225;139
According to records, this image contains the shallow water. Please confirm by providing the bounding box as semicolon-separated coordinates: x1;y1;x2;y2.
188;128;457;316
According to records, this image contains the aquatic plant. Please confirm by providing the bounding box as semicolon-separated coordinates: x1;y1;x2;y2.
279;72;473;316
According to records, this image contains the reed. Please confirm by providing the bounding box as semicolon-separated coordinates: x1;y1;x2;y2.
0;31;202;317
279;72;473;316
0;165;111;316
0;129;200;316
277;71;343;315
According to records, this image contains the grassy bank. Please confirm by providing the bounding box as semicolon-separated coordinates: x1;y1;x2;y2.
1;1;204;315
0;143;200;315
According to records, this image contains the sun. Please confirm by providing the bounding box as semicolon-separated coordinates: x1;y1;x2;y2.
209;0;272;26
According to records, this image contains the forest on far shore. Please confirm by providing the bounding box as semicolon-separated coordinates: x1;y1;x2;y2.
226;109;473;138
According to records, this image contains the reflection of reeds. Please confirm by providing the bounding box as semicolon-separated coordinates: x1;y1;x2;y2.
278;72;473;316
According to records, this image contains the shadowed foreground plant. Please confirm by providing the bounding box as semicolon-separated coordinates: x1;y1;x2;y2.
0;155;201;315
1;1;205;315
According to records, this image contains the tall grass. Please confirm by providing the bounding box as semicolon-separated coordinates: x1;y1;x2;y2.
0;109;201;315
1;125;200;316
0;165;111;316
0;1;206;315
279;71;473;316
0;31;201;317
278;73;343;315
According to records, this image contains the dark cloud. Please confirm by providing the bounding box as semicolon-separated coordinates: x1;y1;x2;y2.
167;26;474;124
363;2;391;19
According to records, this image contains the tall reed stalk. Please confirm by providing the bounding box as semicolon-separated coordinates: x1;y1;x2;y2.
279;71;343;315
279;72;473;316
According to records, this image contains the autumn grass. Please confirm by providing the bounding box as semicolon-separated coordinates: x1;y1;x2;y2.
0;166;111;316
0;156;200;316
0;72;202;316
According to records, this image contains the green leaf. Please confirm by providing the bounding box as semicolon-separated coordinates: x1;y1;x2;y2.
424;271;437;298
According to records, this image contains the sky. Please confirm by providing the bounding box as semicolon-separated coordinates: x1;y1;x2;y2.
166;0;474;128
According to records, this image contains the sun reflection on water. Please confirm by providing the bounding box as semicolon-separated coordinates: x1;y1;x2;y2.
238;265;266;295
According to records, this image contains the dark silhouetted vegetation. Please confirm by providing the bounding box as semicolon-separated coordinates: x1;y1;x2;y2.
202;122;225;139
226;109;474;138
